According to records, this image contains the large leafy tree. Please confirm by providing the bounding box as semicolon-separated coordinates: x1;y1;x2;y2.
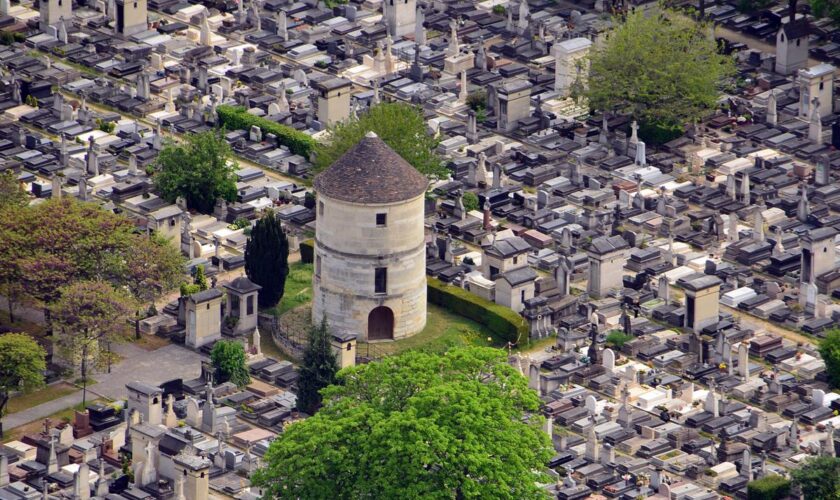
153;130;238;214
0;333;46;437
812;0;840;23
313;102;446;178
790;456;840;499
0;198;181;330
253;347;552;499
244;210;289;308
119;234;185;339
295;317;338;415
0;206;28;323
51;281;135;406
586;7;735;139
0;171;28;209
819;329;840;389
210;340;251;387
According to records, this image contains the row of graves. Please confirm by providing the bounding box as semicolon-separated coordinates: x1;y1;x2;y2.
518;276;839;499
0;277;305;497
0;348;307;499
0;44;319;266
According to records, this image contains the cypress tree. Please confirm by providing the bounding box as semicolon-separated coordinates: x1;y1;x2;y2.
297;317;338;415
244;210;289;308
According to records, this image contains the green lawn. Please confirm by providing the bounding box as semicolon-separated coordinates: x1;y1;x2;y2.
6;383;77;414
357;303;502;357
264;263;313;317
261;265;548;359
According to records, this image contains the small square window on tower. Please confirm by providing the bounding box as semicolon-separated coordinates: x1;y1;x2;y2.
376;213;387;226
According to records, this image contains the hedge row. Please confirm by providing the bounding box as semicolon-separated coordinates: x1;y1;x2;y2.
427;278;527;344
216;105;316;158
299;239;314;264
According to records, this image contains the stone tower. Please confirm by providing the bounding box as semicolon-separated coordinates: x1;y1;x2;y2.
384;0;417;38
312;132;428;341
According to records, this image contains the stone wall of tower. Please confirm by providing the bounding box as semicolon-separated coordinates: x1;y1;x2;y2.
312;193;427;341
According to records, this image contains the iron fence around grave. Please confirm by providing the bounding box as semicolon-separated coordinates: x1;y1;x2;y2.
259;313;390;365
258;313;304;360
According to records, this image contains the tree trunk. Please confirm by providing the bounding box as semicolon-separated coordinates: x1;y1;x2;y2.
7;294;13;324
0;394;7;438
135;310;141;340
81;346;88;407
44;308;52;336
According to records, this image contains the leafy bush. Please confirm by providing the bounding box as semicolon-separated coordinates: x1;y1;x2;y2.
427;278;527;343
747;475;791;500
462;192;479;212
638;120;684;146
466;91;487;112
228;217;250;230
299;239;314;264
217;105;316;158
606;330;634;348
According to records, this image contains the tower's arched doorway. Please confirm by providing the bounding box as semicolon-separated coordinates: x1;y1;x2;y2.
368;306;394;341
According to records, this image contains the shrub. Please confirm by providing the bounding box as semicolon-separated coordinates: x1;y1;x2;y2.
605;330;634;348
747;475;791;500
299;239;314;264
427;278;527;344
216;105;316;158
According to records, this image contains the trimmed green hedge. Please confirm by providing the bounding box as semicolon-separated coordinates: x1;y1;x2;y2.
299;239;314;264
216;105;316;158
427;278;527;344
747;476;791;500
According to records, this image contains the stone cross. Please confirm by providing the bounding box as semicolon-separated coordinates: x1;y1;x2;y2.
447;19;459;57
629;120;639;144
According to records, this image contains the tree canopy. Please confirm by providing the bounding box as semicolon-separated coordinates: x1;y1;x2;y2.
210;340;251;387
51;281;135;405
0;333;46;436
313;102;447;178
790;456;840;499
812;0;840;24
244;210;289;308
819;329;840;389
295;317;338;415
0;171;28;209
153;129;238;214
253;347;552;499
586;8;735;136
747;474;791;500
0;198;184;327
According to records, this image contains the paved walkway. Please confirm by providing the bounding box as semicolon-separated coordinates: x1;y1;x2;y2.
4;342;205;430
